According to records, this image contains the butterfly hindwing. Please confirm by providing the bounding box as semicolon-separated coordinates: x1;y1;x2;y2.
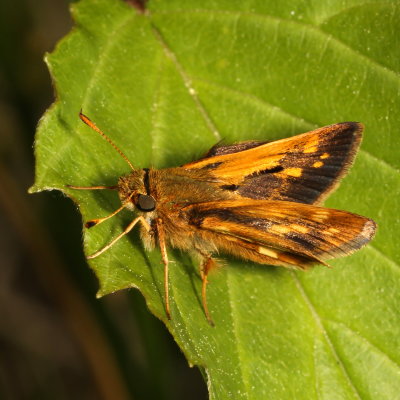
185;199;376;266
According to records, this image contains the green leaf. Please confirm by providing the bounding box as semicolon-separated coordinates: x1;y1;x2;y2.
31;0;400;398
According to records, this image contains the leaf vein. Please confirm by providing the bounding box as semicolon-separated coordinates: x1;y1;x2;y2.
324;319;400;371
291;272;363;400
368;244;400;271
150;23;222;141
152;8;400;81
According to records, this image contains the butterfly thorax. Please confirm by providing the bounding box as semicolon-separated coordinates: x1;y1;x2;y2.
117;167;237;252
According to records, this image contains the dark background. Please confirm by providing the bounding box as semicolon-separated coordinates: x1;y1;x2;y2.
0;1;207;398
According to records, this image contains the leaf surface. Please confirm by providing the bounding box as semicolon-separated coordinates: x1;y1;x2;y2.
31;0;400;398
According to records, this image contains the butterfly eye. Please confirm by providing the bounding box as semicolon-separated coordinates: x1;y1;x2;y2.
137;194;156;212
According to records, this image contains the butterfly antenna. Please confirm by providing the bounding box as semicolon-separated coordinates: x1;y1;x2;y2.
79;111;135;170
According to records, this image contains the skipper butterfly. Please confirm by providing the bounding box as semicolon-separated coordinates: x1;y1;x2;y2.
69;113;376;325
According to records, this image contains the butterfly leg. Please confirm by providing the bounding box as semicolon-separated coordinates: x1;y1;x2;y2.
155;218;171;320
199;255;216;326
87;216;150;259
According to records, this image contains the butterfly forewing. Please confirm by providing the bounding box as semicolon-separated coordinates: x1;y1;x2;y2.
183;122;363;205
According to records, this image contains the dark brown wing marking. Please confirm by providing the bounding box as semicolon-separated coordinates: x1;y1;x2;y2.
203;140;268;158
